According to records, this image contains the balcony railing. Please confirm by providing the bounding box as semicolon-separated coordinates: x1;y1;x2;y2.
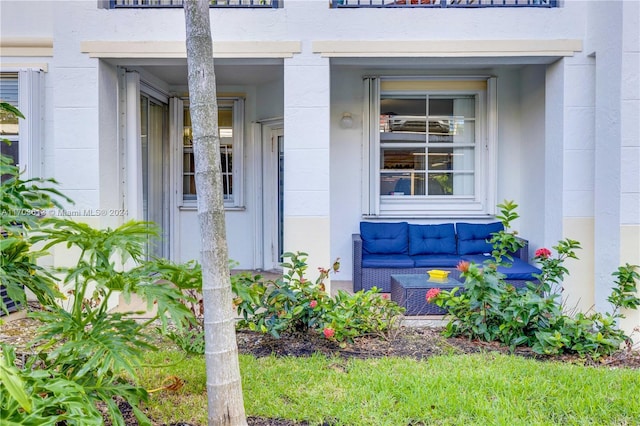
331;0;556;7
110;0;279;8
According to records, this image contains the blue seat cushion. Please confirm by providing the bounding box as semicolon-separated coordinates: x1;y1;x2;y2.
498;259;542;280
462;254;541;280
362;254;415;268
462;254;493;265
412;254;462;268
360;222;409;255
409;223;457;255
456;222;504;255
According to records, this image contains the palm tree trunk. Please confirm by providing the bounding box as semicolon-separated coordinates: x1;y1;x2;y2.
183;1;247;424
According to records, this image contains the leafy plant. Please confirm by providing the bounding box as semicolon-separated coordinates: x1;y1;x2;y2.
1;345;105;426
0;103;204;425
14;219;198;425
432;200;640;359
608;264;640;311
324;288;405;342
489;200;525;265
0;145;72;314
234;252;333;338
232;252;405;342
532;238;581;292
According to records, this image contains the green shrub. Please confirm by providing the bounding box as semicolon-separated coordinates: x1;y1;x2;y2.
232;252;405;342
324;288;405;342
1;103;200;425
432;200;640;359
0;146;71;315
16;219;198;425
233;252;331;337
1;345;106;426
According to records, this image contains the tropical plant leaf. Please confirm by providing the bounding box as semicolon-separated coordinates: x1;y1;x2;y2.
0;345;32;413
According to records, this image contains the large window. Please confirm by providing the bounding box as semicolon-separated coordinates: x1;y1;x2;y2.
0;69;43;180
182;98;244;207
364;77;496;217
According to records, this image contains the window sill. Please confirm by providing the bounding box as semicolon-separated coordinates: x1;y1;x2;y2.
179;204;246;212
362;213;495;220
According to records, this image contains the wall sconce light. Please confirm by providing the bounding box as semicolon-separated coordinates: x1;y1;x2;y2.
340;112;354;129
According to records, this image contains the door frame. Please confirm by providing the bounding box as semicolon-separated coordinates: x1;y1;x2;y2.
261;118;284;271
140;90;170;259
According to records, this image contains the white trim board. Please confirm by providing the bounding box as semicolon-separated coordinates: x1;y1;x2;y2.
313;40;583;58
81;41;302;59
0;38;53;57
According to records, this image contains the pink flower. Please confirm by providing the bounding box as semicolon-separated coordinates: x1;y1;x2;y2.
309;300;318;309
323;328;335;339
381;293;390;300
535;248;552;259
457;261;470;273
426;288;441;303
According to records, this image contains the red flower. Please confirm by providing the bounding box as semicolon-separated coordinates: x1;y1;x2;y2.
535;248;552;259
309;300;318;309
323;328;335;339
426;288;441;303
457;261;470;273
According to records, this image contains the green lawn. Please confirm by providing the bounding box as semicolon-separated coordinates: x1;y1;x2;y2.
139;350;640;426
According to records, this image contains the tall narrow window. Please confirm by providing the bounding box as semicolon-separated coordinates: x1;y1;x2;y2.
0;70;43;180
182;98;244;207
0;73;20;171
364;77;496;217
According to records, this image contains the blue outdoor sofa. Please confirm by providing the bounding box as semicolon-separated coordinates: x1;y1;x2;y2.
352;221;542;293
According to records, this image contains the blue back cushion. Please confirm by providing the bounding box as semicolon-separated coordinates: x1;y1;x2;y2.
456;222;504;255
409;224;456;255
360;222;409;255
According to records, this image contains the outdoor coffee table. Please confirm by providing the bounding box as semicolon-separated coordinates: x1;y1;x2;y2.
390;273;464;315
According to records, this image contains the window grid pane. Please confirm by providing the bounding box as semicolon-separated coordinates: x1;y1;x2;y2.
221;144;232;201
183;104;234;202
0;73;20;175
380;94;476;198
0;72;19;136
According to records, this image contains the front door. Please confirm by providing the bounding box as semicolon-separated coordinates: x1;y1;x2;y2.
263;124;284;270
140;93;169;259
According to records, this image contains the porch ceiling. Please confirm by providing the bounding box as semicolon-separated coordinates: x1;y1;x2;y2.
114;54;555;89
112;58;283;87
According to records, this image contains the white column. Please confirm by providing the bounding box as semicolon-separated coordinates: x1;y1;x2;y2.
283;51;331;288
125;71;143;221
619;0;640;334
591;1;623;313
552;53;597;313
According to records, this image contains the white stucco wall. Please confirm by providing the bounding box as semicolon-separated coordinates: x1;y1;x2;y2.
2;0;637;332
329;65;550;279
619;0;640;334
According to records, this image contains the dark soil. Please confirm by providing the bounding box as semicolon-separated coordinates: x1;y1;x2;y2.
236;327;640;367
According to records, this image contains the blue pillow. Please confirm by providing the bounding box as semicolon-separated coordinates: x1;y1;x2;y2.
409;224;456;255
456;222;504;255
360;222;409;255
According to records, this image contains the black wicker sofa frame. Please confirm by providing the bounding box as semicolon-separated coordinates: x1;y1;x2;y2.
352;221;540;293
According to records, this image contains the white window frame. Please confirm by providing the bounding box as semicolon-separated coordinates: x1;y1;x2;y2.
180;97;245;209
0;68;44;179
362;76;497;218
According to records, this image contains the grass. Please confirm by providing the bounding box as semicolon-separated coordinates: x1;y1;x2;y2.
139;349;640;426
